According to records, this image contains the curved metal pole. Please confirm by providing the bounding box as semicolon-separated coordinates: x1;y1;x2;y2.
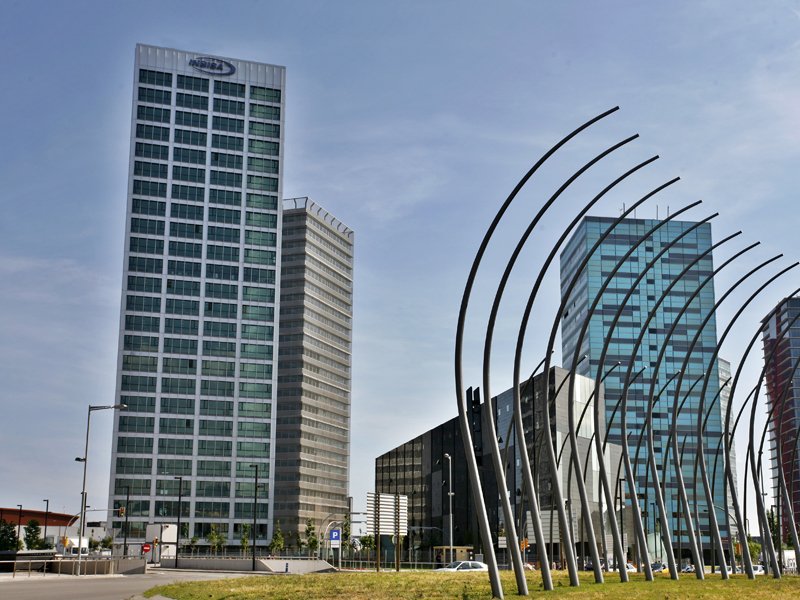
619;234;751;580
563;363;623;571
543;356;585;572
481;134;645;594
749;377;782;577
723;291;800;578
755;344;800;573
540;183;675;585
455;107;619;599
690;261;798;577
563;202;705;582
507;154;658;590
694;378;731;573
667;255;785;578
651;245;764;577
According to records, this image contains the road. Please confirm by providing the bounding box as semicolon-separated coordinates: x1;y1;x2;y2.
0;569;259;600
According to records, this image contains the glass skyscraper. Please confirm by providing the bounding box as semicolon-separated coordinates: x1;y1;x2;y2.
108;44;285;545
762;297;800;540
560;216;728;555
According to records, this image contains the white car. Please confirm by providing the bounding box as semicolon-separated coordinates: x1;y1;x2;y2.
751;564;765;575
435;561;489;572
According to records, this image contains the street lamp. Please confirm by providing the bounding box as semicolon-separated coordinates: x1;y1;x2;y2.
43;499;50;549
16;504;22;548
251;464;259;571
122;486;130;557
444;453;454;564
174;476;183;569
76;403;126;574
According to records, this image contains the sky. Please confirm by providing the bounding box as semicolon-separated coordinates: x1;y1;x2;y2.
1;1;800;533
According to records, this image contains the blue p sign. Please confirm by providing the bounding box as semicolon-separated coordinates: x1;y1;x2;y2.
330;529;341;541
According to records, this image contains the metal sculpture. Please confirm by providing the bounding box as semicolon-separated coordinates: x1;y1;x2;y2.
453;108;796;594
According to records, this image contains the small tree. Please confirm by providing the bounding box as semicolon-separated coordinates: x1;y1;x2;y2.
748;536;762;564
360;534;375;560
270;520;285;555
188;536;199;556
23;520;43;550
304;519;319;557
100;536;113;550
206;524;227;555
88;537;100;552
240;524;250;556
0;520;18;552
342;516;351;559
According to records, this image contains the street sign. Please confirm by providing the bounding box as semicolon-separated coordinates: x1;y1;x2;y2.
366;492;408;535
142;543;151;553
330;529;341;548
498;536;507;549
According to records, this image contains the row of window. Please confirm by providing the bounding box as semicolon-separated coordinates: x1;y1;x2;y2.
123;355;272;378
125;322;274;344
120;396;270;418
117;457;269;480
138;95;281;134
129;239;276;265
125;296;274;321
121;375;272;398
126;280;274;306
133;192;277;214
133;172;277;195
119;416;270;437
136;124;279;157
130;215;277;239
124;339;272;362
117;436;270;457
114;477;269;499
138;76;281;103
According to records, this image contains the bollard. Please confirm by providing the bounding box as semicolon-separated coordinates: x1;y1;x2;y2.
285;562;289;573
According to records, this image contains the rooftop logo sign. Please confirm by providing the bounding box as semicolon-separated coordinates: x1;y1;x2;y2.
188;56;236;76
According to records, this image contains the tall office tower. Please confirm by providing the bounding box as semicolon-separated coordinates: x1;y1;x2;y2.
108;44;285;548
560;217;727;561
762;297;800;540
275;198;353;538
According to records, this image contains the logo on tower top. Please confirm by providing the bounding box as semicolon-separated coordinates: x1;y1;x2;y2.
188;56;236;76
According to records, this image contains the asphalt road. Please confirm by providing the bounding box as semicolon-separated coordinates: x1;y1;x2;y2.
0;569;258;600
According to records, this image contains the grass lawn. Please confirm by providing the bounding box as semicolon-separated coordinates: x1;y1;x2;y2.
145;569;800;600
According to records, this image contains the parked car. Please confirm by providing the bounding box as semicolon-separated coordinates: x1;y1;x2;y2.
751;564;765;575
435;561;489;572
681;564;695;573
651;562;666;573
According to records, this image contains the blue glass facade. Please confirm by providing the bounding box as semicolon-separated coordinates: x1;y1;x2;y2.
560;216;728;550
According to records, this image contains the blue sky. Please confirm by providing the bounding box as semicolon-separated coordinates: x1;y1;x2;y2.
1;1;799;530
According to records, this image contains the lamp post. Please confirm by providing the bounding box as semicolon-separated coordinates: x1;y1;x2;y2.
16;504;22;548
444;453;454;563
123;486;130;557
174;476;183;569
42;499;50;549
251;464;259;571
76;403;126;575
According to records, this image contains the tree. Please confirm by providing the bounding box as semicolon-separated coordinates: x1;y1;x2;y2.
240;524;250;556
23;520;43;550
206;524;227;555
88;537;100;552
342;516;351;559
360;534;375;559
0;520;18;552
747;536;762;564
270;520;285;555
188;536;199;556
100;536;113;550
304;519;319;557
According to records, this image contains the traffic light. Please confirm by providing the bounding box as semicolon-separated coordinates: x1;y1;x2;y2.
153;537;159;546
118;506;125;517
